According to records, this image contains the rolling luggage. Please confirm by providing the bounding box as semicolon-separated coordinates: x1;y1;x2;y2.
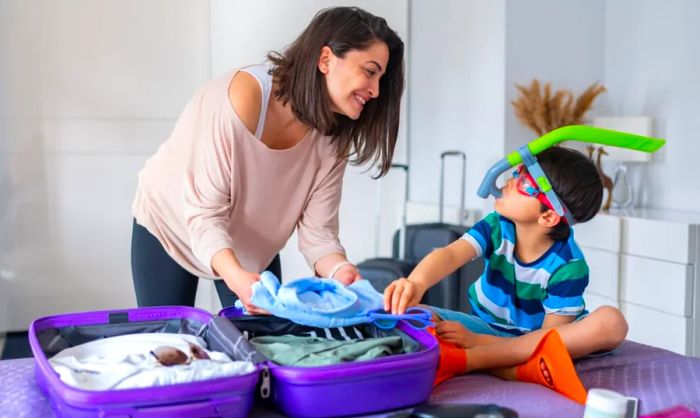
391;151;484;312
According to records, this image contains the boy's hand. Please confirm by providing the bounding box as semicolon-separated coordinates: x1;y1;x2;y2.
383;278;427;314
435;321;476;348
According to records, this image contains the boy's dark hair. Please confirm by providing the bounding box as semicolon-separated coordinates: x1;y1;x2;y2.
537;146;604;241
268;7;405;178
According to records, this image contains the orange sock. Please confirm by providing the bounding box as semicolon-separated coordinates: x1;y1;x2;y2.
427;328;467;386
515;329;587;404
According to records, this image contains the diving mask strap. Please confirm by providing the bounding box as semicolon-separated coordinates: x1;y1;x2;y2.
517;146;576;226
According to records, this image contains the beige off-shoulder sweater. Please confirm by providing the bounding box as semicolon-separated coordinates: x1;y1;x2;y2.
132;69;346;278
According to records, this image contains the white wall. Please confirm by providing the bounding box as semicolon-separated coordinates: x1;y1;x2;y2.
209;0;410;285
0;0;211;330
505;0;606;152
408;0;506;216
603;0;700;211
503;0;700;212
411;0;700;215
0;1;411;328
2;0;697;331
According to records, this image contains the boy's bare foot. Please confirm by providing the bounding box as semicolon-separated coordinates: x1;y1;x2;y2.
435;321;480;348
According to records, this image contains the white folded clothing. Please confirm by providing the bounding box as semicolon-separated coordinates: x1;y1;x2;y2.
49;333;256;390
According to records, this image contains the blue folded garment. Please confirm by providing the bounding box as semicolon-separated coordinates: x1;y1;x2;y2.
235;272;384;328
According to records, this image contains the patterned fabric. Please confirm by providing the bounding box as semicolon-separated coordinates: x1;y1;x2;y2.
462;212;589;334
227;314;369;341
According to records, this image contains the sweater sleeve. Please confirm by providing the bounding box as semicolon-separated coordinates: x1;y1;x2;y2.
297;157;348;270
182;101;236;276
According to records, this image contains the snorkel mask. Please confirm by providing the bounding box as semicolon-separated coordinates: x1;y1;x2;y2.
477;125;666;225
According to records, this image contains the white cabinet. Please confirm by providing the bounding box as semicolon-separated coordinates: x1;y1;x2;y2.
574;208;700;356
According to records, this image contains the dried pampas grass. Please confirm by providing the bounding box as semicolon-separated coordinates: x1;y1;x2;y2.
512;80;606;136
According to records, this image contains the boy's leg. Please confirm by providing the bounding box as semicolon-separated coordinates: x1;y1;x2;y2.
465;305;628;372
424;306;516;386
427;306;519;347
428;306;513;336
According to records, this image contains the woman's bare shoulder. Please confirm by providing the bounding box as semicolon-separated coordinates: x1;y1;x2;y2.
228;71;262;135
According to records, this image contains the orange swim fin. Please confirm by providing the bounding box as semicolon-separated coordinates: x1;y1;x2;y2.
515;329;587;404
428;327;467;386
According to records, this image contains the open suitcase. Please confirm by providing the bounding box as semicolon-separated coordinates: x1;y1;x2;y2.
219;306;438;418
29;305;438;418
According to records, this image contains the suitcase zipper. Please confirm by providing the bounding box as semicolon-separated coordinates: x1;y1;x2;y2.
259;365;271;398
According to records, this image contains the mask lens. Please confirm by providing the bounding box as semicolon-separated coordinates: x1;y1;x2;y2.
515;166;539;196
188;342;210;360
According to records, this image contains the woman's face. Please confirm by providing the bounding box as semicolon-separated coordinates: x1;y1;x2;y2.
319;41;390;120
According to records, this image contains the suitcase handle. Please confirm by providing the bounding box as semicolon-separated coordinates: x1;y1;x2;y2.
373;164;409;260
122;398;240;417
439;151;466;225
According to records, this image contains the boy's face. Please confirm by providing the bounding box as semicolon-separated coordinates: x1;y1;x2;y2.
494;166;563;228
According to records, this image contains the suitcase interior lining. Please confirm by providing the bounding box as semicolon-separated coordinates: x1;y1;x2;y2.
35;315;267;364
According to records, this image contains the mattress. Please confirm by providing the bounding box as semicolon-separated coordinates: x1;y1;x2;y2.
429;340;700;417
1;340;698;417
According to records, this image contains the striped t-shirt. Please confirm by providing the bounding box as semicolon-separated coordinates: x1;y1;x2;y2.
461;212;589;335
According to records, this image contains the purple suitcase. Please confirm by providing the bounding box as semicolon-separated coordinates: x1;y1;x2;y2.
219;306;439;418
29;306;262;418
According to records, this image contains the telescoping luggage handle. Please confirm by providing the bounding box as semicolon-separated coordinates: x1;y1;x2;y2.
373;163;409;260
438;151;466;226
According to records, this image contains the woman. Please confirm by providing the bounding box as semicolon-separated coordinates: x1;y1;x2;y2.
131;7;405;313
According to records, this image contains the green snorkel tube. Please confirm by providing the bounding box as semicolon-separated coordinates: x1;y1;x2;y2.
477;125;666;224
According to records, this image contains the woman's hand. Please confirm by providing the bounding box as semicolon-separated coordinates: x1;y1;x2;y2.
228;268;269;315
333;264;363;286
383;278;427;314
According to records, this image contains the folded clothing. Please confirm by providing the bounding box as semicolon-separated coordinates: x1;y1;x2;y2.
227;314;369;341
249;335;406;367
49;333;256;390
235;272;384;327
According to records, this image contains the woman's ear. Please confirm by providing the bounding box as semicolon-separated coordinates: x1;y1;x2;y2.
318;46;333;74
538;209;562;228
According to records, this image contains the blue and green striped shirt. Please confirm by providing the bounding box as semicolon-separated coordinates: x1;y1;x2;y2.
462;212;589;335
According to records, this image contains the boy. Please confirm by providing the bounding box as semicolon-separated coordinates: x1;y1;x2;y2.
383;146;628;403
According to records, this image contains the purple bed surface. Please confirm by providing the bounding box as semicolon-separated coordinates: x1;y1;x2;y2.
431;340;700;417
2;340;699;417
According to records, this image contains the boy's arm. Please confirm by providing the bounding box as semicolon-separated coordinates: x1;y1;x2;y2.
384;239;478;314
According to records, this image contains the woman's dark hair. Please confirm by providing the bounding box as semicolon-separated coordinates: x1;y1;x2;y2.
268;7;405;177
537;146;604;241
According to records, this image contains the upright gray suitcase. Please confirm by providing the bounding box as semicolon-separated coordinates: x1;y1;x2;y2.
391;151;483;312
